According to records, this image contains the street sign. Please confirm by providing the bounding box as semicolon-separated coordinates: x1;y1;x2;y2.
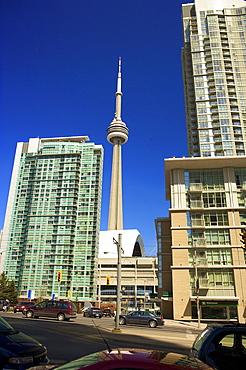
27;290;34;299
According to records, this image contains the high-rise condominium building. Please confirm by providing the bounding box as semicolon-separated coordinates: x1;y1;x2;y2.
156;0;246;323
182;0;246;157
0;136;103;300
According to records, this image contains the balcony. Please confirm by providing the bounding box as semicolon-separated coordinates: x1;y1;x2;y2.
189;183;202;192
195;238;206;246
199;278;209;288
214;137;222;142
192;219;205;227
190;200;204;209
213;130;221;136
197;258;208;266
241;182;246;191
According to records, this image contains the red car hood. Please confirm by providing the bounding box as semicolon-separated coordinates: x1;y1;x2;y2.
29;348;214;370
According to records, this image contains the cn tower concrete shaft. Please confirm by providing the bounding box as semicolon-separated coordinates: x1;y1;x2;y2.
108;139;123;230
107;58;129;230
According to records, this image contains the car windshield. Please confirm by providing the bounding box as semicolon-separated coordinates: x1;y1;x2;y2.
193;328;213;352
0;316;16;333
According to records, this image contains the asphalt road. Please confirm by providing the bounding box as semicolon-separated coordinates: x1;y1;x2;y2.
0;313;202;365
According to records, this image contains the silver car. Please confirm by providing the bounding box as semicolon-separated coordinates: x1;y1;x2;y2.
118;310;164;328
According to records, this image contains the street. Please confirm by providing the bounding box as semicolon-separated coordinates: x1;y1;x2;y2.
1;313;202;365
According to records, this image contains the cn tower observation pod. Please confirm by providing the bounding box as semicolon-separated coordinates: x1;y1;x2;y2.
98;229;145;258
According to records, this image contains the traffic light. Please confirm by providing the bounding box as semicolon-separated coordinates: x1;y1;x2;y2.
106;276;110;285
240;227;246;249
57;270;62;283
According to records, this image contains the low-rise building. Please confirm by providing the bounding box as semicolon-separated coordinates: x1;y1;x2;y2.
98;229;159;312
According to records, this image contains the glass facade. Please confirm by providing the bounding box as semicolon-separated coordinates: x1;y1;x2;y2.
3;138;103;300
182;165;245;313
182;3;246;157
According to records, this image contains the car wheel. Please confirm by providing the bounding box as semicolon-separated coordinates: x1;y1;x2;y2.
149;320;157;328
14;310;16;313
26;310;34;318
119;317;126;325
57;313;65;321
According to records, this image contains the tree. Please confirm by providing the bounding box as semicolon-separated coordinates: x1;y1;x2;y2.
7;280;18;305
0;273;18;304
0;273;9;300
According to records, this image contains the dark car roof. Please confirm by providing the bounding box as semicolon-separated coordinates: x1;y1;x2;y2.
89;308;102;310
55;348;213;370
123;310;156;316
192;323;246;352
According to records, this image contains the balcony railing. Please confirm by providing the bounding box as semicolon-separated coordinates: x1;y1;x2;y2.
192;219;205;227
189;183;202;192
190;200;204;209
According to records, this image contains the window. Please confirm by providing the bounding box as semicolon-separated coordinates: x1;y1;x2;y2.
239;210;246;224
188;211;225;227
158;272;163;289
189;248;232;266
188;229;230;246
190;269;234;289
185;170;224;191
205;229;230;245
204;211;228;226
203;192;226;208
235;169;246;188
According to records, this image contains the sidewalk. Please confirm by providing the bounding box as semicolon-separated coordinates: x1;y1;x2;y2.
76;314;207;332
164;318;207;330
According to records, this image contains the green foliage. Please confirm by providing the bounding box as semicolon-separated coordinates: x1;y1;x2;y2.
7;280;18;305
0;273;9;300
0;273;18;304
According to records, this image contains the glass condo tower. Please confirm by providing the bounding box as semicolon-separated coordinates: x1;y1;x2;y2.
1;136;103;301
182;0;246;157
157;0;246;322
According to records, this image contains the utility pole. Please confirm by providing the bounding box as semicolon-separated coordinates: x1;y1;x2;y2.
112;233;122;333
193;239;201;328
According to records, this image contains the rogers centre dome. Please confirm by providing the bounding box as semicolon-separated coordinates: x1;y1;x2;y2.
98;229;145;258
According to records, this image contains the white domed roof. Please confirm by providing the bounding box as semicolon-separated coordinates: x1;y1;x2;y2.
99;229;145;258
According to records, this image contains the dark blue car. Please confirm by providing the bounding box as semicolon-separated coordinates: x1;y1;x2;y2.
191;323;246;370
0;315;48;369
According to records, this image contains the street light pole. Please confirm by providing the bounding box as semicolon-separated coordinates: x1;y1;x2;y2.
193;239;201;328
112;233;122;333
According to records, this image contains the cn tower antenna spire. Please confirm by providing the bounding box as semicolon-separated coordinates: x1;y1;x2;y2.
117;57;122;94
114;57;123;122
107;58;129;230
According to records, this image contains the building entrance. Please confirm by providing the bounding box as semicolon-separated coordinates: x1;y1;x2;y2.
192;301;238;320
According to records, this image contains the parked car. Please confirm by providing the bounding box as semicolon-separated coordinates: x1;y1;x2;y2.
24;300;77;321
14;302;35;313
84;308;103;318
190;323;246;370
118;310;164;328
102;308;114;317
0;315;48;369
35;348;214;370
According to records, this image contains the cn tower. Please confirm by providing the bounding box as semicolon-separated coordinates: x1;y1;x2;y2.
107;58;129;230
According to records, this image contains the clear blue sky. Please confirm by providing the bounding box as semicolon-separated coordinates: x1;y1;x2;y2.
0;0;190;256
